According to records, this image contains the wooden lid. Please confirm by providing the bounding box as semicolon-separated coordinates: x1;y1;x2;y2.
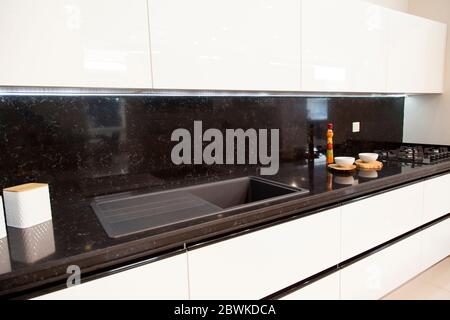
328;164;357;172
356;160;384;170
4;183;48;193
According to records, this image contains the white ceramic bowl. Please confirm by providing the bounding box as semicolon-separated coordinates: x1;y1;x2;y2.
335;157;355;168
359;153;379;163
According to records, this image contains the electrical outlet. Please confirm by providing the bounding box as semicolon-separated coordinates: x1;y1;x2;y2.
352;122;360;133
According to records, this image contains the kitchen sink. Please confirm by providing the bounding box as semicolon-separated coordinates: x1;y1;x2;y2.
91;177;309;238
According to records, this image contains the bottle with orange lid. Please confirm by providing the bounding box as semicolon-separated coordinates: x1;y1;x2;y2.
326;123;334;165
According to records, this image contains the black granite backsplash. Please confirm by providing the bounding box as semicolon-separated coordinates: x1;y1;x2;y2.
0;95;404;197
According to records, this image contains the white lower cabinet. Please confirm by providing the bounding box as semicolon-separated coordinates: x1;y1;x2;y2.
341;183;423;261
188;208;341;300
281;272;340;300
34;253;189;300
340;232;423;300
423;174;450;224
421;218;450;270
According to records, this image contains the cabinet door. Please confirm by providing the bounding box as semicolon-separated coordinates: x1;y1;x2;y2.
421;217;450;271
34;254;189;300
341;183;423;261
148;0;301;91
281;272;340;300
0;197;6;239
341;233;422;300
301;0;388;92
0;0;152;88
387;9;447;93
423;173;450;224
188;208;340;300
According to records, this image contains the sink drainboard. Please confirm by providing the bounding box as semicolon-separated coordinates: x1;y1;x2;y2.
91;177;308;238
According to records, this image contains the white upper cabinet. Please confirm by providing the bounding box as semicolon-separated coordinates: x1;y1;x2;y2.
147;0;302;91
0;0;152;88
0;0;446;93
301;0;389;93
386;9;447;93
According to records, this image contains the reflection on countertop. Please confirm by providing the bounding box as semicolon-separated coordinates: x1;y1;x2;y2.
8;220;55;264
0;238;11;276
269;159;405;194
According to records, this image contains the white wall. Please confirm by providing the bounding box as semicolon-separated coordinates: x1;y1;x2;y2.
363;0;409;12
403;0;450;144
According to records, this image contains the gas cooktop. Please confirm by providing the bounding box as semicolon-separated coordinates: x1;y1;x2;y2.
374;145;450;165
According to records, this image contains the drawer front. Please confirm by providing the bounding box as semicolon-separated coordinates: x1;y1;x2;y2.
341;183;423;261
341;233;422;300
188;208;341;299
423;174;450;223
34;254;189;300
421;217;450;270
281;272;340;300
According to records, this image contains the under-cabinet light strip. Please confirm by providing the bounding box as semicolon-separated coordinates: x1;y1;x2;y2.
0;87;408;98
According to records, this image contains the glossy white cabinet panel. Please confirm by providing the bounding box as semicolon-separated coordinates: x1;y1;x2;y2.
301;0;388;92
387;9;447;93
188;208;340;300
34;254;189;300
148;0;301;91
341;183;423;261
281;272;340;300
423;174;450;224
0;0;152;88
341;233;422;300
0;197;6;239
421;218;450;271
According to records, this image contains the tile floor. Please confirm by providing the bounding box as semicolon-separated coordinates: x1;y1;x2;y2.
383;256;450;300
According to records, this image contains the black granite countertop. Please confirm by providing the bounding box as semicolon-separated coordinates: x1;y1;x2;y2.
1;158;450;298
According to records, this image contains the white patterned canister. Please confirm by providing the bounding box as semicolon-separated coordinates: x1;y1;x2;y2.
3;183;52;228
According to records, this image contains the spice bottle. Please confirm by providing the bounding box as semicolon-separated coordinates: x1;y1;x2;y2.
326;124;334;165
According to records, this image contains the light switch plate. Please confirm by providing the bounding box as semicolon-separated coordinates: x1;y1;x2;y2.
352;122;360;133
